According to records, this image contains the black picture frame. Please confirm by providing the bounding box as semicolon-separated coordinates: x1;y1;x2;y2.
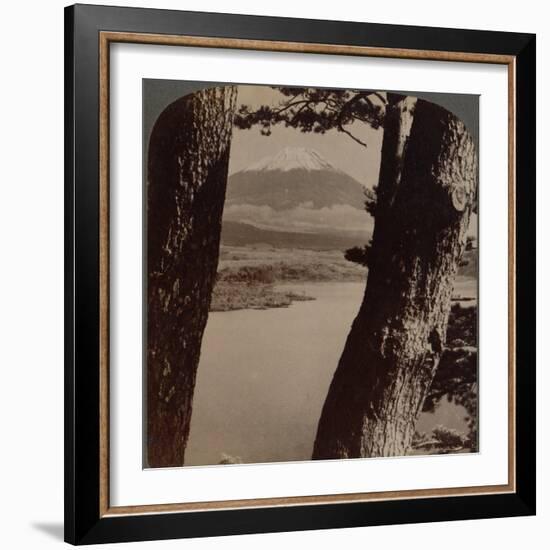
65;3;536;545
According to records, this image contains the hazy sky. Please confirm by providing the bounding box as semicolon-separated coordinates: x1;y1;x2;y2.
229;86;383;187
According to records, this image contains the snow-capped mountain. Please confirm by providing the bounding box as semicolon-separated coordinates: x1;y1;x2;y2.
227;147;367;211
242;147;340;173
222;147;374;248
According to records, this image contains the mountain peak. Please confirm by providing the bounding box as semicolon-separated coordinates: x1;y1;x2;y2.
242;147;339;173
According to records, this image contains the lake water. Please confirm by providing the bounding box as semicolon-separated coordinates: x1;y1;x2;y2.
185;281;472;466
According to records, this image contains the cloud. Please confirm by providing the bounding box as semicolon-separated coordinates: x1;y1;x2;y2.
223;203;374;234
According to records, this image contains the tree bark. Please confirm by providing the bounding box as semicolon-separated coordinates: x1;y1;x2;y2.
312;95;477;459
147;86;237;468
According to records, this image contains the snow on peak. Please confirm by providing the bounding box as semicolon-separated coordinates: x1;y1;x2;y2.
242;147;338;173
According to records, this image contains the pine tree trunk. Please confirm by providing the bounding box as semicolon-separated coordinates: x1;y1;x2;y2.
147;87;237;468
312;95;477;460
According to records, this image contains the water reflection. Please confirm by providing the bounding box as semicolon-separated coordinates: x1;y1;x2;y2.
185;281;477;466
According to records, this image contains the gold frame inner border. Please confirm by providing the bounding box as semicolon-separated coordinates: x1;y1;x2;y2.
98;30;517;518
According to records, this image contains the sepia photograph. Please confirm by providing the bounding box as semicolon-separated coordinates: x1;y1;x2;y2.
144;81;479;469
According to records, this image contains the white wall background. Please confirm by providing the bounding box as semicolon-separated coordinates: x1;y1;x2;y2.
0;0;546;548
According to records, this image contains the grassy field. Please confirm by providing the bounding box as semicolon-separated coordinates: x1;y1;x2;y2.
218;245;367;281
211;245;476;312
210;282;314;312
210;245;367;312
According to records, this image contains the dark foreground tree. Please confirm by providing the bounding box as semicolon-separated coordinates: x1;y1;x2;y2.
147;87;237;467
312;96;477;458
237;89;477;459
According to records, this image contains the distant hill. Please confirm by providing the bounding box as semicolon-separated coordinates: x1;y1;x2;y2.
221;221;370;251
221;221;478;280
